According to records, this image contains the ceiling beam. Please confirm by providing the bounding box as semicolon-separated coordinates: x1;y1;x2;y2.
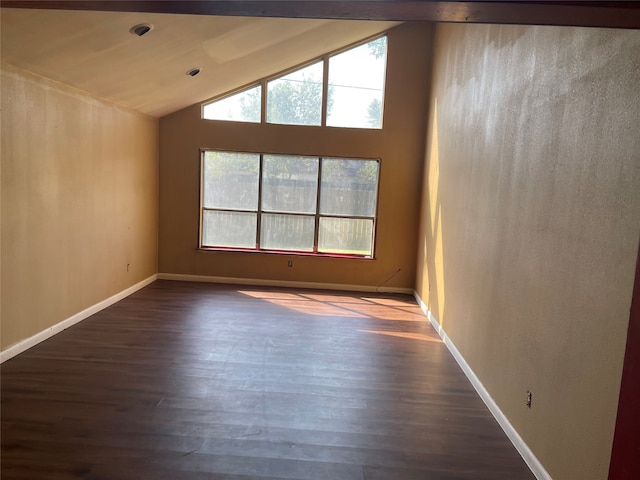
2;1;640;29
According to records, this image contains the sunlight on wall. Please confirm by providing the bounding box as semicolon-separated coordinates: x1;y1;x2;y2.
428;102;440;235
425;100;446;328
416;23;640;480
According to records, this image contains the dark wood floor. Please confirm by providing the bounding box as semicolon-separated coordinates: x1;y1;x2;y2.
1;280;535;480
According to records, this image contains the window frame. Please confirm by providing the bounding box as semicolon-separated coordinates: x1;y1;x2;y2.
199;149;381;259
200;34;387;130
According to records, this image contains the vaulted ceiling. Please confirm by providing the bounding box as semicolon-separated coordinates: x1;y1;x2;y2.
1;8;398;117
3;2;638;118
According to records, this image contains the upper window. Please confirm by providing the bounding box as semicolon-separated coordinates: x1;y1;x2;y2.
327;37;387;128
202;36;387;129
267;62;323;126
202;85;261;123
201;150;380;257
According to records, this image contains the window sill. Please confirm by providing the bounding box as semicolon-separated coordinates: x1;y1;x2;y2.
196;247;375;260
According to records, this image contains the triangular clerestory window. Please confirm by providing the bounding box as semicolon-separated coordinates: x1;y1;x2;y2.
202;35;388;130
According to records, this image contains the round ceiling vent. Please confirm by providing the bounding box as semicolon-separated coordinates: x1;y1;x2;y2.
130;24;153;37
186;68;202;77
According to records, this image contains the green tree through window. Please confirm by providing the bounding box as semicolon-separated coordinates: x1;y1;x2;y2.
204;36;386;128
239;76;334;126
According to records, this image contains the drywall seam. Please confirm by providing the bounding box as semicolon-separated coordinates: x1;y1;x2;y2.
413;291;553;480
158;273;413;294
0;274;158;363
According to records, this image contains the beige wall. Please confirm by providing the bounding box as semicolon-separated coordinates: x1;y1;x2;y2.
1;65;159;350
416;24;640;479
159;23;432;290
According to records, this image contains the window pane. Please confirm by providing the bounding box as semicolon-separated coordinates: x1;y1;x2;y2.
203;151;259;210
320;159;379;216
262;155;318;213
202;85;261;122
318;217;373;256
267;62;323;126
202;211;257;248
327;37;387;129
261;214;314;252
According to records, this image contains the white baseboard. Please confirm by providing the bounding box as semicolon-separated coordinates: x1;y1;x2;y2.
157;273;413;295
1;274;158;363
413;291;552;480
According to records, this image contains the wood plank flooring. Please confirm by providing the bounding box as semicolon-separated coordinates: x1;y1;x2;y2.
1;280;535;480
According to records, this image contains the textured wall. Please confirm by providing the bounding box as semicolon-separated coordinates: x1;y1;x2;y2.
416;24;640;479
1;65;159;350
158;23;432;290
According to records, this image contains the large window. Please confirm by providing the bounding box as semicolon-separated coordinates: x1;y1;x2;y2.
201;151;379;257
202;36;387;129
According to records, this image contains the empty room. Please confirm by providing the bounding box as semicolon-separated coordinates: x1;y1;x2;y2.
1;1;639;479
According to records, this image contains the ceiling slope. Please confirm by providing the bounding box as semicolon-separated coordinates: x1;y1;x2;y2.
1;8;398;117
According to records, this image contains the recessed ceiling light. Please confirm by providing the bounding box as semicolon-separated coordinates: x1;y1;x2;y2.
186;68;202;77
130;24;153;37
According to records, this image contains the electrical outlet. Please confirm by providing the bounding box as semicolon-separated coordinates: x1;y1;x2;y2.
127;263;131;272
287;260;293;268
526;391;532;408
